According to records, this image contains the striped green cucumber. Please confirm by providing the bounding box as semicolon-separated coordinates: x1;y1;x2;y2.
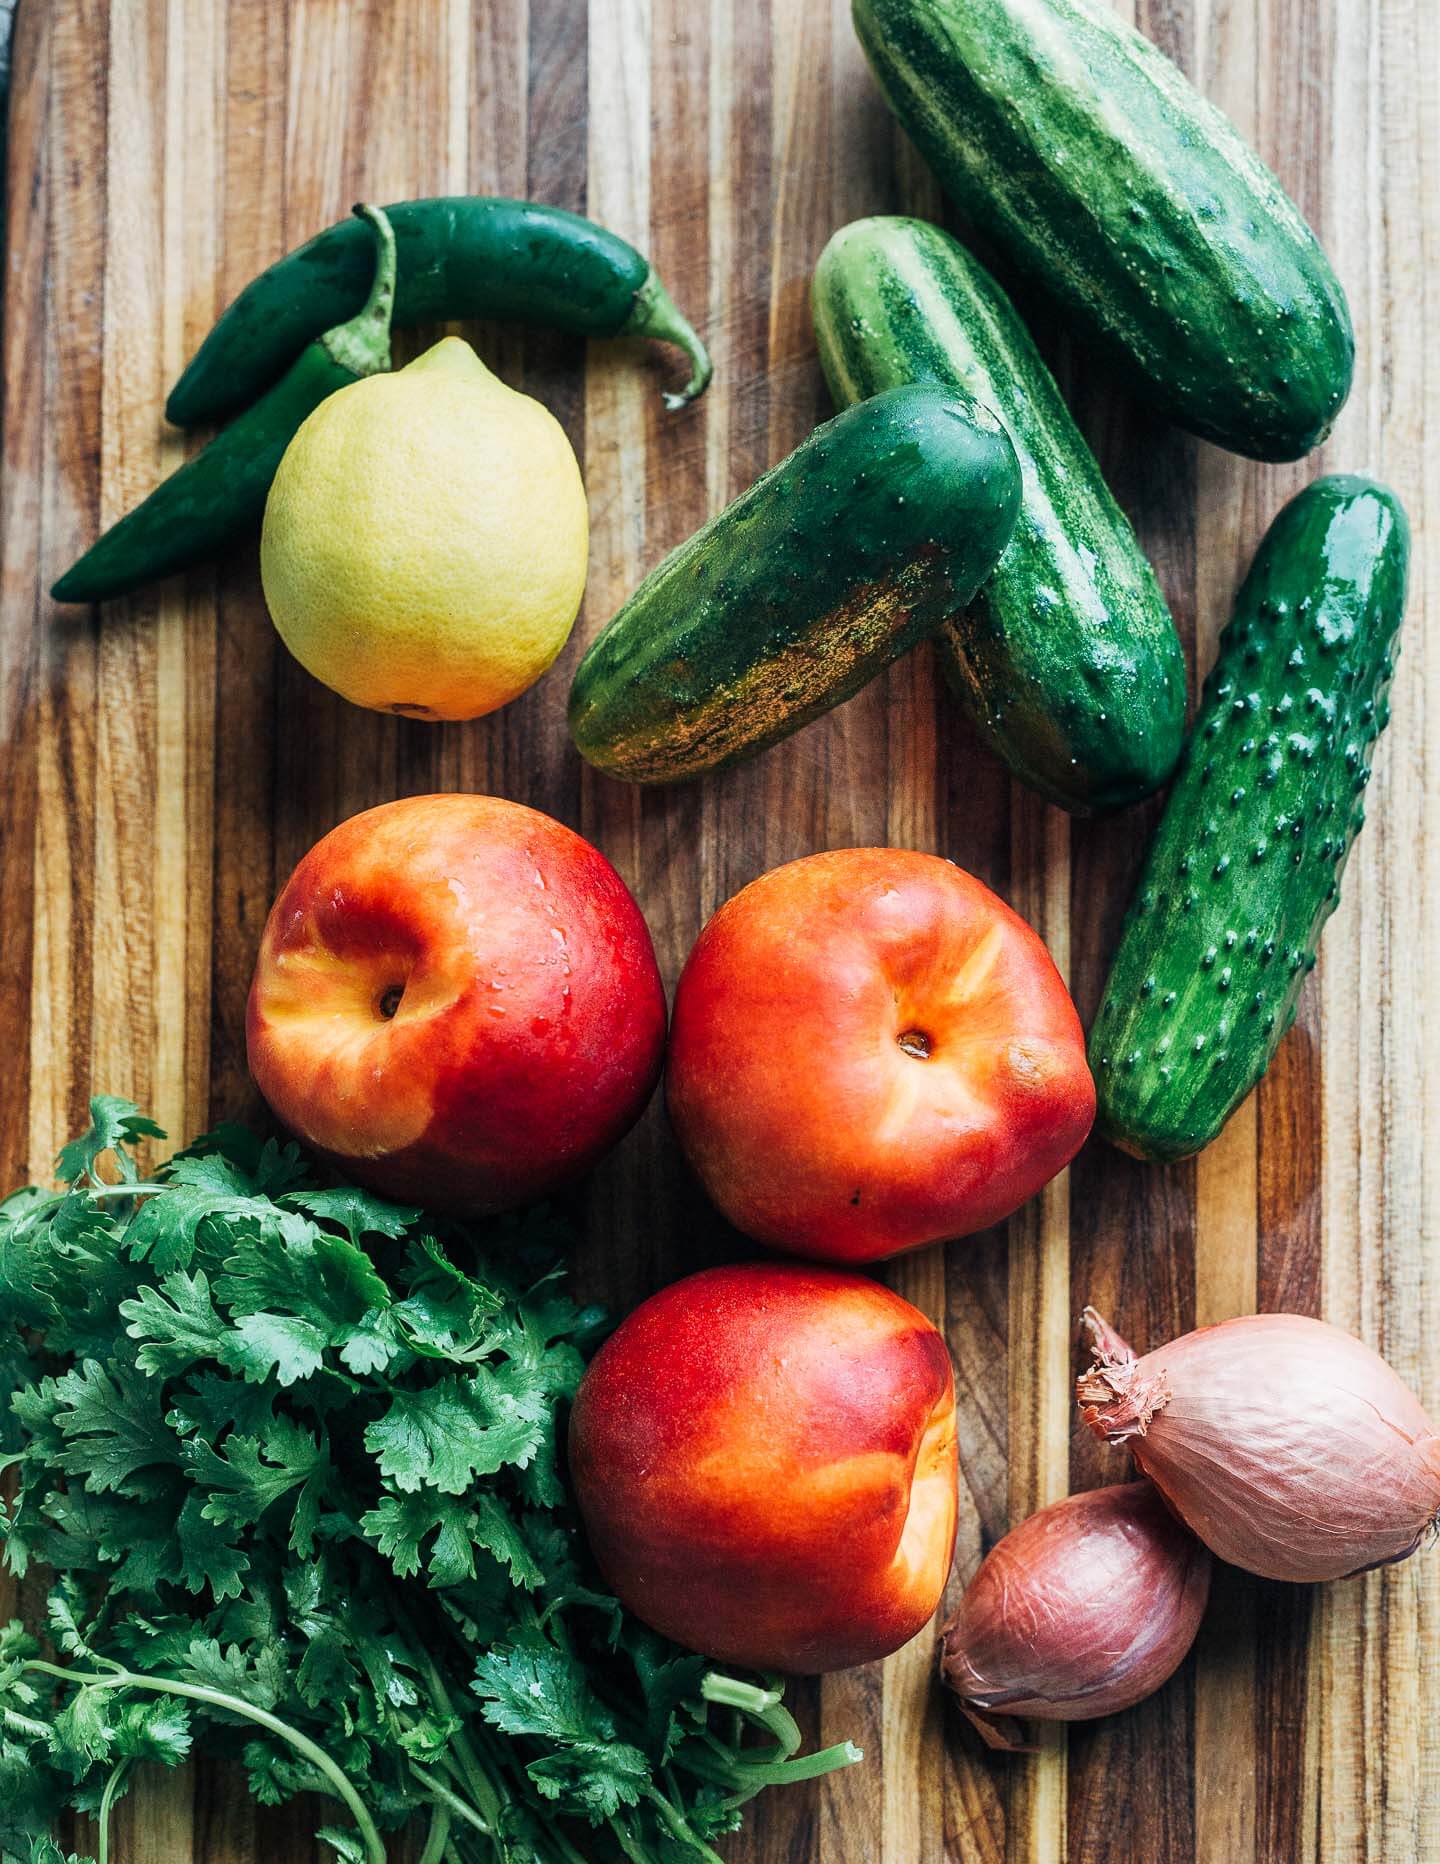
853;0;1354;462
568;383;1021;784
1090;477;1409;1161
813;216;1184;814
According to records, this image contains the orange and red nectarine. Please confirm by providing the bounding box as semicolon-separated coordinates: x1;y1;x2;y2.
568;1260;958;1673
666;849;1094;1261
247;793;665;1212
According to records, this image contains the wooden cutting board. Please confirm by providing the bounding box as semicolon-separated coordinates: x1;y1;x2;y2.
2;1;1436;1858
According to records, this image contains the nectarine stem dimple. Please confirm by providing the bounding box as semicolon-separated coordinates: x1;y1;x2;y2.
377;984;404;1020
896;1028;932;1059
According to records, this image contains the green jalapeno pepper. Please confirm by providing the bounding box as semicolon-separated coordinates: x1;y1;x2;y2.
166;196;712;429
51;204;397;606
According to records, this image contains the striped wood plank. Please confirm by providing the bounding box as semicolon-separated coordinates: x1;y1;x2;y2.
0;0;1435;1858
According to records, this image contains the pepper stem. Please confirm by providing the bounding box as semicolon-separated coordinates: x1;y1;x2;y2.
626;268;714;409
320;202;398;380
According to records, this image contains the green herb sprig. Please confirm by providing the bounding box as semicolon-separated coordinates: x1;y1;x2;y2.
0;1098;859;1863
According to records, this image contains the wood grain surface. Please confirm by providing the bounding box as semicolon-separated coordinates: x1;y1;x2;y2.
1;0;1436;1858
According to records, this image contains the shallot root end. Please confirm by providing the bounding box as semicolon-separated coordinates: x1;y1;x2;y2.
1075;1306;1172;1443
1080;1304;1135;1363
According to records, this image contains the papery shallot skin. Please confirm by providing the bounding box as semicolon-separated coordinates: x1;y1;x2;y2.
939;1482;1211;1751
1078;1309;1440;1583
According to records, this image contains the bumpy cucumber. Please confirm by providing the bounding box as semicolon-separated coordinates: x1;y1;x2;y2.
1090;477;1409;1161
813;216;1184;813
568;383;1021;784
852;0;1354;462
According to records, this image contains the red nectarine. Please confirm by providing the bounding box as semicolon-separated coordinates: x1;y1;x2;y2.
247;794;666;1212
567;1260;958;1673
666;849;1094;1261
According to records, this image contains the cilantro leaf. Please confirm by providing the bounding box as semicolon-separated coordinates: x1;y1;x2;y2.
48;1684;115;1777
164;1370;274;1443
472;1644;653;1820
316;1828;370;1864
184;1418;330;1542
122;1185;274;1275
358;1491;469;1584
55;1096;165;1187
0;1197;65;1331
241;1735;328;1806
284;1186;419;1244
219;1311;328;1387
50;1360;181;1495
336;1308;402;1376
174;1494;249;1601
363;1368;549;1495
389;1237;505;1360
174;1636;286;1712
120;1271;226;1377
45;1579;95;1658
164;1152;270;1199
214;1209;391;1340
526;1743;651;1821
19;1834;93;1864
112;1695;192;1765
470;1496;544;1591
472;1642;615;1746
356;1490;511;1589
621;1625;711;1761
167;1124;310;1199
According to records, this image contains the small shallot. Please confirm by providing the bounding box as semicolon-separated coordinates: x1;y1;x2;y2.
1077;1308;1440;1583
939;1482;1211;1750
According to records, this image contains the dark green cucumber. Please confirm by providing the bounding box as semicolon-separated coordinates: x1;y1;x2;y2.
568;383;1021;783
813;216;1184;813
853;0;1354;462
1090;477;1409;1161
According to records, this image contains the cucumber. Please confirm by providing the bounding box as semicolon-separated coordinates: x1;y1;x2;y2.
852;0;1354;462
568;383;1021;784
1090;477;1409;1161
813;216;1184;814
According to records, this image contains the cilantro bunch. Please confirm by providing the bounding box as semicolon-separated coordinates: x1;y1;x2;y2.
0;1099;858;1864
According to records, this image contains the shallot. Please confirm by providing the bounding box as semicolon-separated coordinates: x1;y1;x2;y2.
939;1482;1211;1750
1077;1308;1440;1582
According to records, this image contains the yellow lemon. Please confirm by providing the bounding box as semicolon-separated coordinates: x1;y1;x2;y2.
260;336;588;721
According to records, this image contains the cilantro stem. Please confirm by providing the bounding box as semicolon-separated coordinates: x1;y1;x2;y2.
699;1673;782;1715
22;1661;387;1864
537;1817;591;1864
417;1806;452;1864
389;1592;507;1832
96;1757;131;1864
641;1785;727;1862
605;1814;653;1864
691;1737;865;1805
77;1183;169;1200
406;1764;492;1842
701;1672;802;1760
